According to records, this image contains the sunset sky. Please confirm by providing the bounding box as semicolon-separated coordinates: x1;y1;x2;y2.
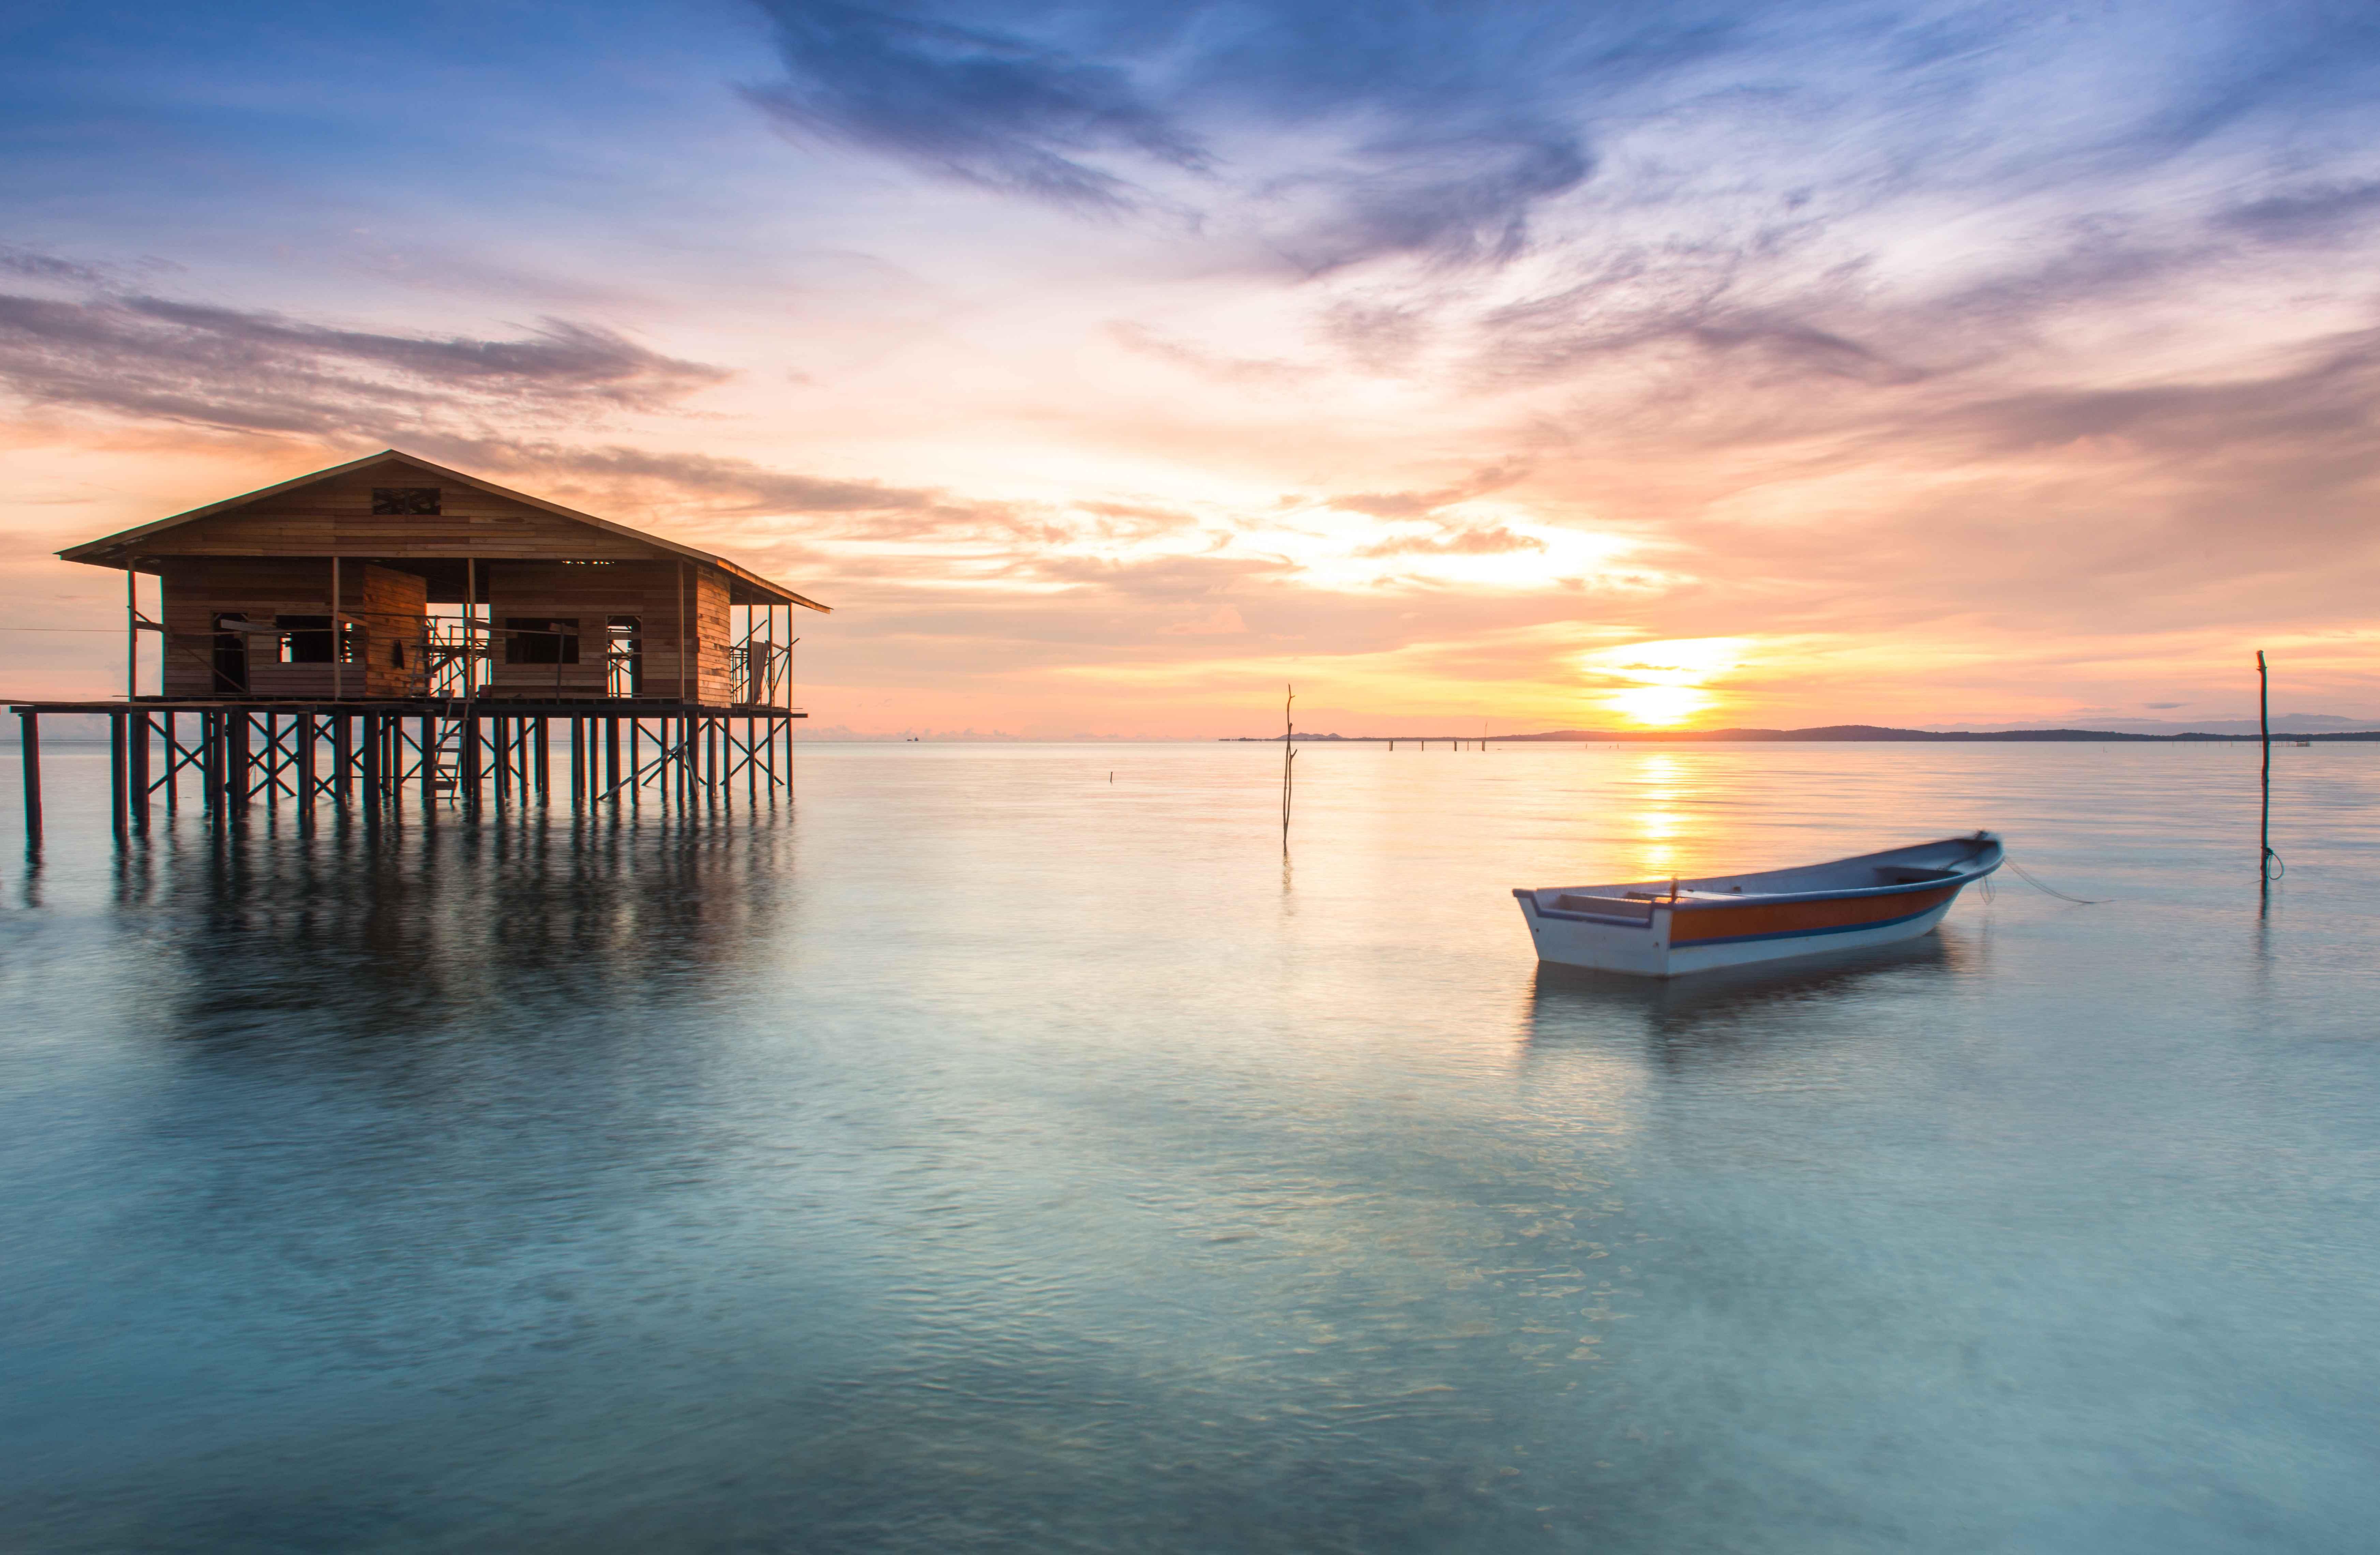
6;0;2380;735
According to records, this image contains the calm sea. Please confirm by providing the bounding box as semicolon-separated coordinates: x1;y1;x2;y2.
2;740;2375;1552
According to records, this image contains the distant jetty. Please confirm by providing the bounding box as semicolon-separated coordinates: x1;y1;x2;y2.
1228;723;2380;743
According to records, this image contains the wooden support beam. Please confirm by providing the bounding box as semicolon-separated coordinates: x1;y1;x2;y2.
18;712;41;847
202;714;220;829
130;711;151;833
110;710;128;840
228;714;251;818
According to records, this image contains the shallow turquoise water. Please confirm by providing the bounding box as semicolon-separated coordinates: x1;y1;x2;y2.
1;741;2375;1552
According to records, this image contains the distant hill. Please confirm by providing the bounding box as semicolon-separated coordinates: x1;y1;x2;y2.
1924;714;2374;738
1494;724;2380;742
1230;723;2380;743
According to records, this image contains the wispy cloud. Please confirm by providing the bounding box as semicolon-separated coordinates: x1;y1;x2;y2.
741;1;1211;209
740;0;1639;265
1356;524;1544;559
0;264;727;440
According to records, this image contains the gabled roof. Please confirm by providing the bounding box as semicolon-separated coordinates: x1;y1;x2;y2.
59;448;830;613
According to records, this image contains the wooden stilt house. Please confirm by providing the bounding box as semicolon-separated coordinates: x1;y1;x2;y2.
57;448;827;705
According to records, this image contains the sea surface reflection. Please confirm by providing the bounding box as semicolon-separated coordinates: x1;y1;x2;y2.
2;741;2376;1552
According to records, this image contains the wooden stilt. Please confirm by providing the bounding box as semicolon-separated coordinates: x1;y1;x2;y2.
18;712;42;846
202;713;221;829
110;709;129;840
130;711;151;833
230;713;252;818
298;713;318;816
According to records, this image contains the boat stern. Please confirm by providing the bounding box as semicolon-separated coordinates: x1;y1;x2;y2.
1512;888;1672;976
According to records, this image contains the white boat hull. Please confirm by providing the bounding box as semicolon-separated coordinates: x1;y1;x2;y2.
1515;891;1960;976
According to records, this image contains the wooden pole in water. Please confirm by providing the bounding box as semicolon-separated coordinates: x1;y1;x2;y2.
1284;695;1298;832
2258;649;2275;885
19;712;41;847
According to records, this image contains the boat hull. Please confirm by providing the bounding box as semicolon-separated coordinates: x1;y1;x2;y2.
1512;834;1999;978
1515;888;1962;976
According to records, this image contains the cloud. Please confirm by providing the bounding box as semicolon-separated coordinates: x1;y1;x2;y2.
1106;321;1313;386
0;244;114;286
1328;461;1527;519
739;0;1651;265
2218;181;2380;246
1318;298;1431;373
1356;524;1544;558
741;1;1209;210
0;272;726;440
448;440;938;515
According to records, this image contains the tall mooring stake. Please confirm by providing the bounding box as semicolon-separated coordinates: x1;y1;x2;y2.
2258;649;2281;889
1280;683;1296;852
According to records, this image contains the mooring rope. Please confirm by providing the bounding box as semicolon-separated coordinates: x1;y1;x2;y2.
2004;858;2105;905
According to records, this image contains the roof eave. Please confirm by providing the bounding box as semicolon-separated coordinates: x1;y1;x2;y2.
55;448;833;611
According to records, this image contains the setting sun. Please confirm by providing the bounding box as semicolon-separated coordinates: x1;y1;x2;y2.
1580;638;1752;727
1607;685;1717;725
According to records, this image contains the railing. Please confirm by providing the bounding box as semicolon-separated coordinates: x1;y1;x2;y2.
420;619;484;699
730;636;792;706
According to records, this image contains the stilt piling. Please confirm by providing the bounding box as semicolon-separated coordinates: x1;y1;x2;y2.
6;699;800;847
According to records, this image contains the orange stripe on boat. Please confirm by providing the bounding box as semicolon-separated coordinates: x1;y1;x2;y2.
1669;885;1960;944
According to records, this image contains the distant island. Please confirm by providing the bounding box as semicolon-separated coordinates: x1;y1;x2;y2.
1228;724;2380;743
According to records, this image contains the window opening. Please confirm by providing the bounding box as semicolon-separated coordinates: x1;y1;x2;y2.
212;613;249;693
276;614;335;664
608;616;643;697
504;617;579;665
371;487;441;515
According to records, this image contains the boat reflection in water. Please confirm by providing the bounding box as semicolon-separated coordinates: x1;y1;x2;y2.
1521;929;1980;1060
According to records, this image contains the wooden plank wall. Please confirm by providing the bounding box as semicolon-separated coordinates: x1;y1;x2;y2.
477;560;731;700
160;559;426;697
482;561;617;696
358;565;429;695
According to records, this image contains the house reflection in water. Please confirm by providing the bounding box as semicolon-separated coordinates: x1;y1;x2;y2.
104;813;795;1047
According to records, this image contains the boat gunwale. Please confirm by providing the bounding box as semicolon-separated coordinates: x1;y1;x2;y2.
1516;835;2002;919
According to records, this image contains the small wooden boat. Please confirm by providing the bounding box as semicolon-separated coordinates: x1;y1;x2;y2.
1513;833;2003;977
